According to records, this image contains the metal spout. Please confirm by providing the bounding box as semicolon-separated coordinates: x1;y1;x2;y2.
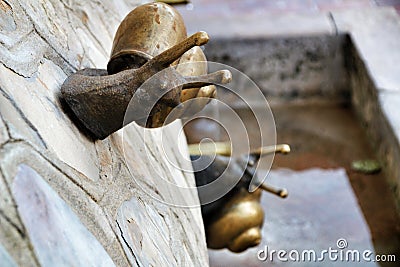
259;183;288;198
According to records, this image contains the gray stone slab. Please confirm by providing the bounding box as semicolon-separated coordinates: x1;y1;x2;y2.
0;90;46;149
204;35;348;105
101;122;209;266
0;114;9;145
117;198;177;266
177;10;334;37
0;62;100;182
0;142;124;262
0;243;17;267
332;7;400;92
378;91;400;193
0;170;22;230
0;195;38;267
379;91;400;144
12;164;115;267
346;34;400;207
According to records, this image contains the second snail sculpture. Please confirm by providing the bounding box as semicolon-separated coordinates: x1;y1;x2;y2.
191;143;290;252
61;2;231;139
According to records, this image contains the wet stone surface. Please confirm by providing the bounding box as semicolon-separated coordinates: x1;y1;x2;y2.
205;104;400;266
210;168;380;267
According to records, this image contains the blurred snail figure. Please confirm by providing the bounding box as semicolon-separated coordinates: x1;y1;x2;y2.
190;144;290;252
207;187;264;253
61;2;231;139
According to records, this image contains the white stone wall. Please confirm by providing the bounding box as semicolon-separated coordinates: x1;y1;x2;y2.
0;0;208;266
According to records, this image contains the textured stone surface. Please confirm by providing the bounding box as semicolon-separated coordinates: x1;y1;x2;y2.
379;92;400;141
0;182;38;267
0;89;47;149
345;35;400;209
0;62;99;180
204;35;348;106
0;0;208;266
0;114;8;145
13;164;115;267
332;7;400;92
175;0;400;38
0;168;22;230
97;123;208;266
0;142;124;265
117;198;177;266
177;7;334;37
0;243;17;267
378;91;400;201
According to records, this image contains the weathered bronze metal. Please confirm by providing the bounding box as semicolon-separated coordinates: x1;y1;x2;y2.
61;3;231;139
145;46;219;128
206;187;264;252
188;142;290;158
107;2;187;74
191;144;290;252
178;47;216;103
188;141;231;156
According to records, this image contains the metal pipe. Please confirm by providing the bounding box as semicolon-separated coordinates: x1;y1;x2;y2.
259;183;288;198
188;141;231;156
250;144;291;157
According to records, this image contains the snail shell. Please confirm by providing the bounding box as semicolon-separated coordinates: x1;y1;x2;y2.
107;2;187;74
206;188;264;253
106;3;219;128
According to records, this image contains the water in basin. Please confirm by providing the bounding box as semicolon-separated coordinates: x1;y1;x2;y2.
186;104;400;266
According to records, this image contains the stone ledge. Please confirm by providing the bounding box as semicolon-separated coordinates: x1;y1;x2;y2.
332;7;400;92
177;10;335;37
380;92;400;142
204;35;348;107
379;91;400;198
345;35;400;209
332;7;400;207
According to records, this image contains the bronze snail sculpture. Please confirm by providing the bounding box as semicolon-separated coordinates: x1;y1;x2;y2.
61;3;231;139
190;143;290;252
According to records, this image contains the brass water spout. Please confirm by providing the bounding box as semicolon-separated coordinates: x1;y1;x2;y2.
60;3;231;139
